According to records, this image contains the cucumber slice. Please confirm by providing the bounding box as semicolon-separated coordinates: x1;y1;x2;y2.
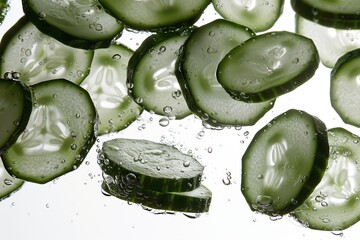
80;44;142;135
102;174;212;213
291;128;360;231
330;49;360;127
98;138;204;192
241;109;329;216
0;16;93;85
98;0;210;31
0;78;32;154
22;0;124;49
175;19;274;128
217;31;319;103
0;157;24;201
296;14;360;68
291;0;360;29
127;30;193;119
212;0;284;32
2;79;98;184
0;0;9;26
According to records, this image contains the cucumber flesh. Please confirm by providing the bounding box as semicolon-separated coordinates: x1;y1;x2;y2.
2;79;98;184
102;173;212;213
0;78;32;154
241;109;329;216
127;30;192;119
0;16;93;85
217;31;319;102
80;44;142;135
291;128;360;231
22;0;124;49
176;19;274;128
212;0;284;32
330;49;360;127
98;138;204;192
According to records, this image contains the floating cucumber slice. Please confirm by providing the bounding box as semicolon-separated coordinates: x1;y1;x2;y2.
98;138;204;192
80;44;142;135
0;78;33;154
22;0;124;49
217;31;319;102
0;16;93;85
176;19;274;128
241;109;329;216
331;49;360;127
127;29;193;119
2;79;98;184
212;0;284;32
291;0;360;29
291;128;360;231
102;173;212;213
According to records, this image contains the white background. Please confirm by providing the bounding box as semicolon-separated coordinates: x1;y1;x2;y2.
0;1;358;240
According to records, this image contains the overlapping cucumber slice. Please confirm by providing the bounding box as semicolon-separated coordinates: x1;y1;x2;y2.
291;128;360;231
99;138;212;213
2;79;98;184
80;44;142;135
241;109;329;216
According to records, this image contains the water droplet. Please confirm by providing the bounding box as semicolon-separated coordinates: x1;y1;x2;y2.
183;160;191;167
159;117;169;127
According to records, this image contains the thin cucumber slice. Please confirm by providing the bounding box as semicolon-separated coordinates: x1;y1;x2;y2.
296;14;360;68
176;19;274;128
127;30;193;119
2;79;98;184
217;31;319;103
0;78;32;154
98;0;210;31
0;16;93;85
80;44;142;135
0;158;24;201
330;49;360;127
22;0;124;49
98;138;204;192
212;0;284;32
241;109;329;216
102;174;212;213
291;128;360;231
291;0;360;29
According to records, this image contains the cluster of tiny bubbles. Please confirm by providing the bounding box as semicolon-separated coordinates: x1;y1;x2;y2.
4;71;21;80
222;171;232;185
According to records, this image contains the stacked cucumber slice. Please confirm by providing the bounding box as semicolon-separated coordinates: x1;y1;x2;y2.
99;138;211;213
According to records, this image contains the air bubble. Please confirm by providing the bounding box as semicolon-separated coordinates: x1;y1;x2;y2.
163;106;172;114
71;144;78;150
3;179;13;186
112;54;121;61
159;117;170;127
183;160;191;167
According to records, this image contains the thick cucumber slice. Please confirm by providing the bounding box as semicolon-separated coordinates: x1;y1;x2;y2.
0;79;32;154
291;0;360;29
176;19;274;128
98;138;204;192
331;49;360;127
291;128;360;231
102;174;212;213
80;44;142;135
241;109;329;216
296;14;360;68
2;79;98;184
212;0;284;32
98;0;210;31
217;31;319;103
0;157;24;201
22;0;124;49
127;30;192;119
0;16;93;85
